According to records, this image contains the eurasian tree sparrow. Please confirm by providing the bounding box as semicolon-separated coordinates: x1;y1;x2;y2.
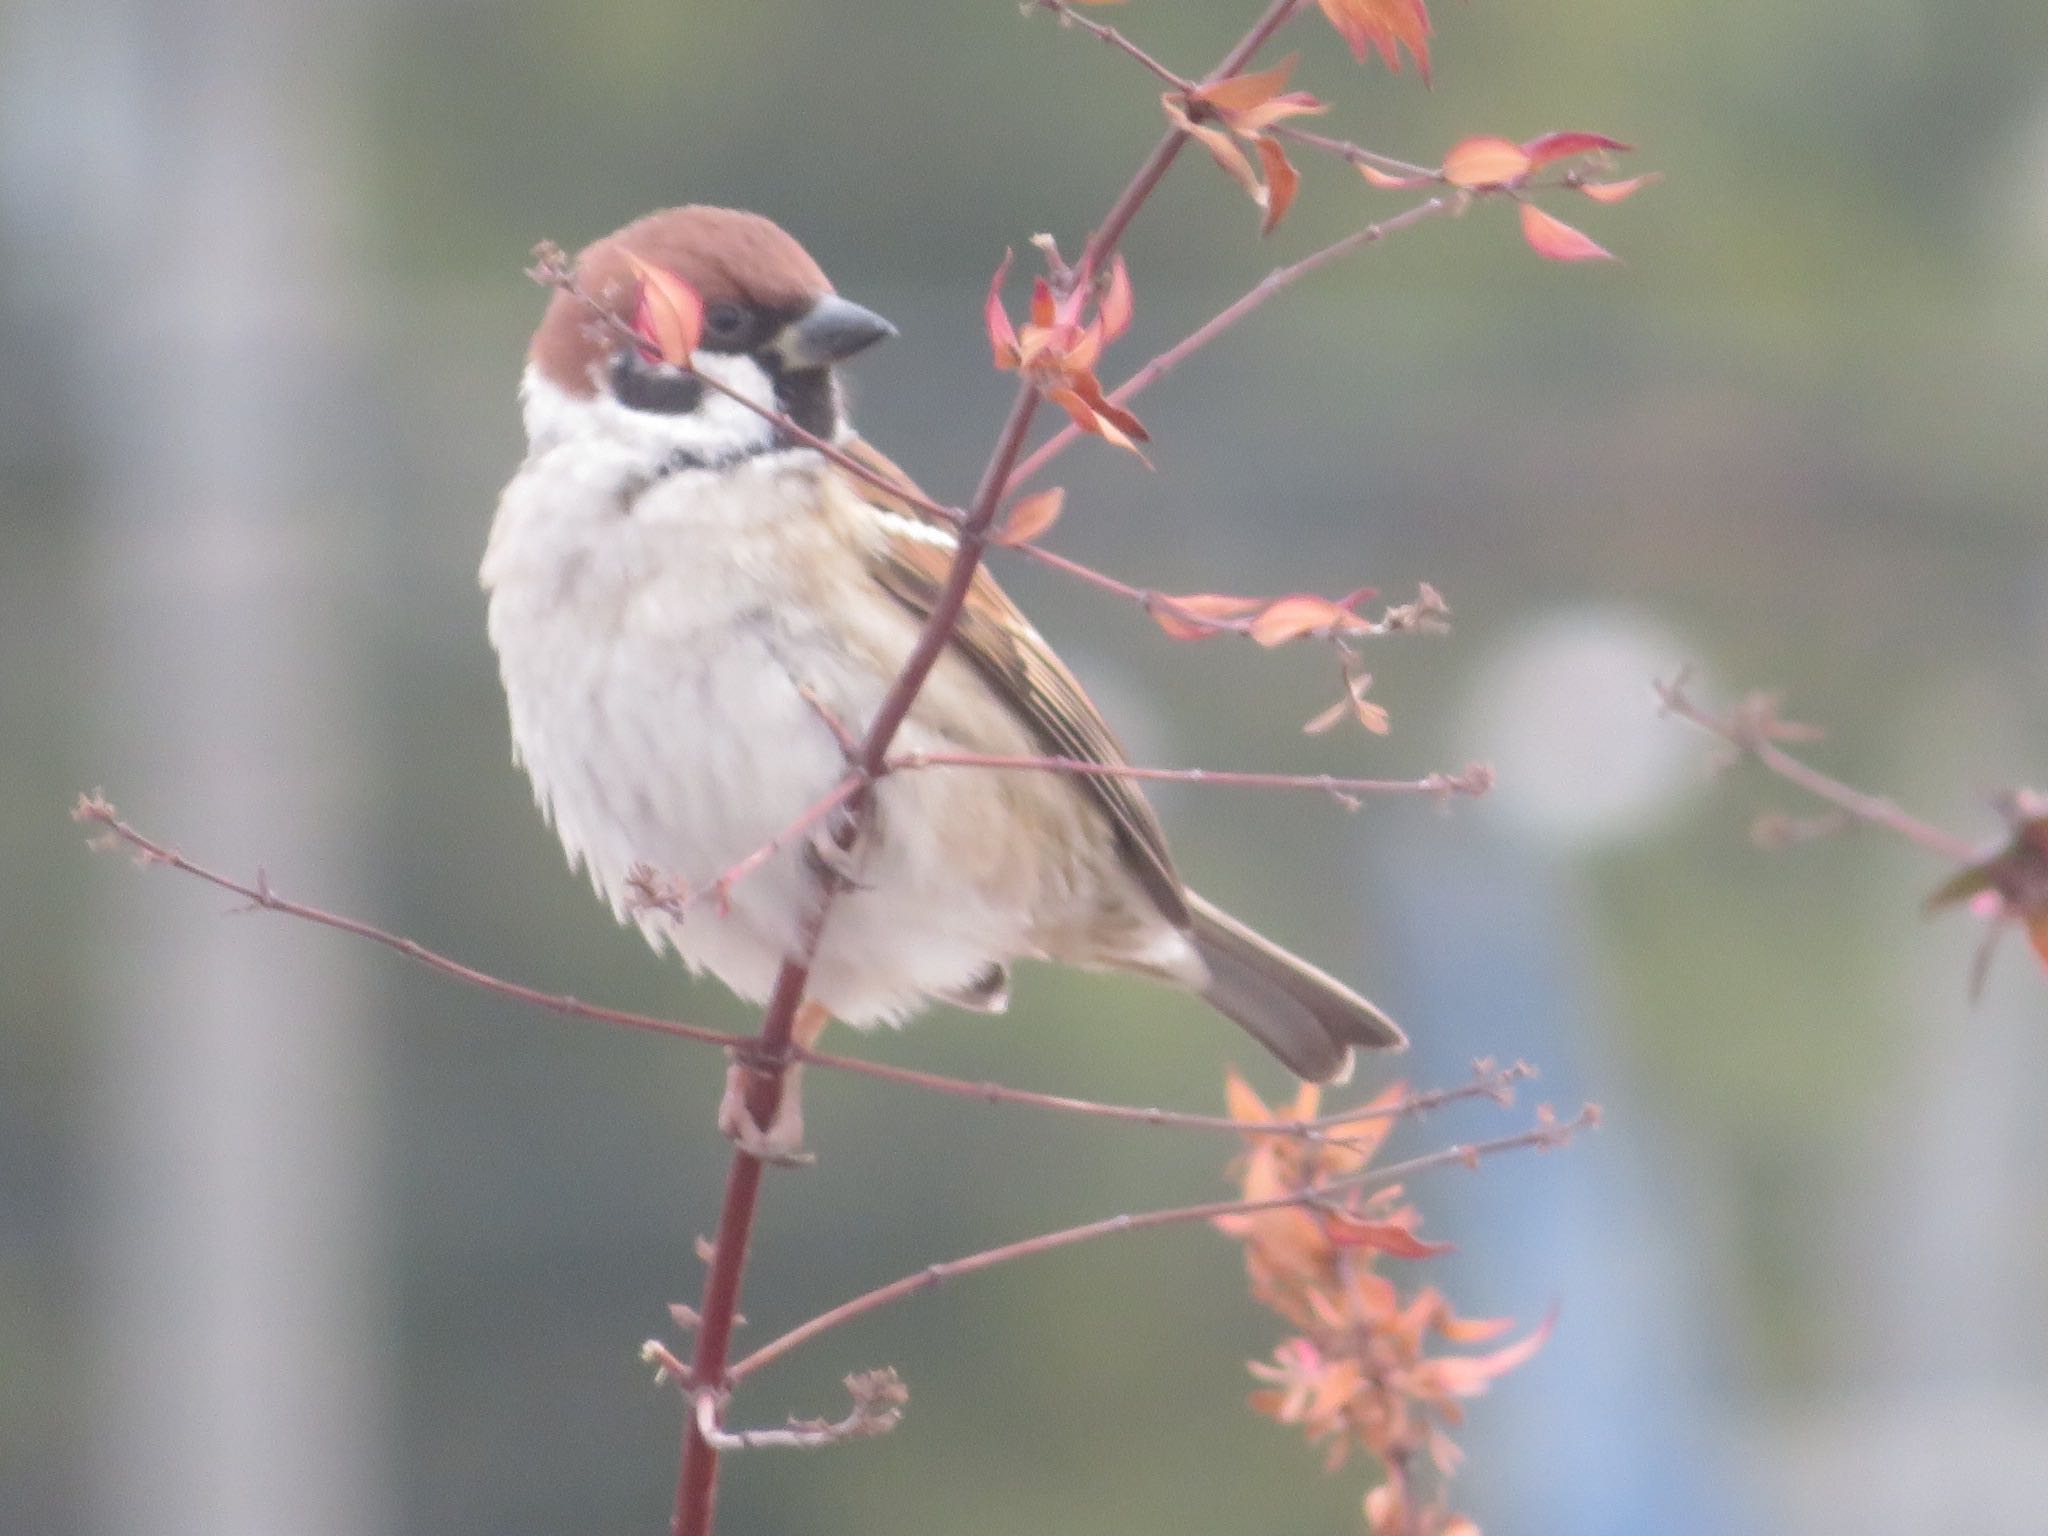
482;206;1402;1097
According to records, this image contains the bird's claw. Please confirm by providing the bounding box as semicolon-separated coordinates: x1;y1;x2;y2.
717;1062;814;1167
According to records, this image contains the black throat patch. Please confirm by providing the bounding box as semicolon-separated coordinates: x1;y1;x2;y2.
612;332;845;479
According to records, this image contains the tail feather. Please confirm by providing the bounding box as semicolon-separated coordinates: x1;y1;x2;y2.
1186;892;1405;1083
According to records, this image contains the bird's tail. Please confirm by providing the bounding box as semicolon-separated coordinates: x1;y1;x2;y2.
1186;891;1405;1083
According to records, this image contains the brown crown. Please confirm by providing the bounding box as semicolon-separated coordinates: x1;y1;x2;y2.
529;206;834;396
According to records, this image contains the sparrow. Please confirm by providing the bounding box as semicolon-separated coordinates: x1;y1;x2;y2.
482;206;1402;1133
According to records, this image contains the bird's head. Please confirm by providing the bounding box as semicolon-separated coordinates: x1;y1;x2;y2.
524;206;895;469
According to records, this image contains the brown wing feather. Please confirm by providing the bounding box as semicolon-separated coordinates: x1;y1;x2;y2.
839;438;1191;929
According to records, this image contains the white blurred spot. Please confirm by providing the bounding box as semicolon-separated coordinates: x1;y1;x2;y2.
1459;607;1701;850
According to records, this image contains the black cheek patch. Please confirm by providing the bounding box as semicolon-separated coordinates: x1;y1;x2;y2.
611;353;705;416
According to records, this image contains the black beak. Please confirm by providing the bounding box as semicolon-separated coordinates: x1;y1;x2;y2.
778;295;896;369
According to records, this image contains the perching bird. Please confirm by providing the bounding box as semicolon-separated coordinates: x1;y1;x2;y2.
482;206;1401;1143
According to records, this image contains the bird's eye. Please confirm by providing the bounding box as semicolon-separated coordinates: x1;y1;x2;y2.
703;303;749;343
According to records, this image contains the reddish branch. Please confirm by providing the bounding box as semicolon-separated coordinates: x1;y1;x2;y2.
671;7;1319;1523
1030;0;1190;93
1007;196;1453;491
1656;674;1980;865
75;793;1519;1144
893;750;1492;810
629;774;866;920
724;1106;1597;1387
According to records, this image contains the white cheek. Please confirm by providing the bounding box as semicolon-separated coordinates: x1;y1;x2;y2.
677;352;781;456
518;356;781;467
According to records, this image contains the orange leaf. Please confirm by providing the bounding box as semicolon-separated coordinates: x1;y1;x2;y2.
1067;371;1150;445
1196;55;1297;115
1251;594;1357;647
2029;912;2048;971
1062;320;1105;374
1427;1311;1554;1396
1154;592;1263;640
1163;94;1265;207
1195;54;1328;134
1316;0;1432;83
1436;1310;1516;1345
621;252;704;367
1224;1067;1276;1126
1097;255;1134;343
1580;172;1661;204
1521;130;1631;168
1028;275;1057;330
1046;384;1151;464
1256;136;1301;236
1316;1079;1405;1173
1303;697;1353;736
1519;202;1615;262
1325;1214;1454;1259
996;487;1065;547
984;249;1018;369
1441;135;1532;189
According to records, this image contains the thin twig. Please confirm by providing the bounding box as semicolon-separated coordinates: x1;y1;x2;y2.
823;1056;1534;1145
628;773;865;921
1273;123;1437;182
890;750;1492;809
73;793;750;1055
1007;197;1454;490
727;1105;1598;1385
76;793;1526;1146
670;1369;908;1452
1655;674;1979;864
1030;0;1193;92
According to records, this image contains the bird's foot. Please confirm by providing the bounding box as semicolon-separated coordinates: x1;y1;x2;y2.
718;1062;814;1166
803;800;873;896
716;1006;829;1166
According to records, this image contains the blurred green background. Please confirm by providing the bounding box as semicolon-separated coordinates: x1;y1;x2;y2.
4;0;2047;1533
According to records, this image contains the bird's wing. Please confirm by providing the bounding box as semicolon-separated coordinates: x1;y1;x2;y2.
836;437;1190;929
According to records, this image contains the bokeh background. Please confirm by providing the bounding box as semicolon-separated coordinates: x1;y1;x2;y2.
6;1;2048;1532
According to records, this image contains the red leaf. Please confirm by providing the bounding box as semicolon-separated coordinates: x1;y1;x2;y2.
1028;275;1057;330
1153;592;1263;641
1250;594;1371;647
1302;697;1353;736
1325;1214;1454;1259
1067;371;1150;444
995;487;1065;547
1046;383;1151;464
1521;130;1631;168
1427;1310;1554;1396
1195;54;1328;134
1580;172;1661;204
1256;136;1301;236
1441;135;1532;190
1437;1311;1516;1345
984;249;1018;369
621;252;704;367
1197;55;1299;115
1163;93;1265;207
1316;0;1433;83
1519;202;1616;262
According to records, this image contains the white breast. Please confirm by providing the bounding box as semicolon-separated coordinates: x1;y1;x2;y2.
482;376;1101;1024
